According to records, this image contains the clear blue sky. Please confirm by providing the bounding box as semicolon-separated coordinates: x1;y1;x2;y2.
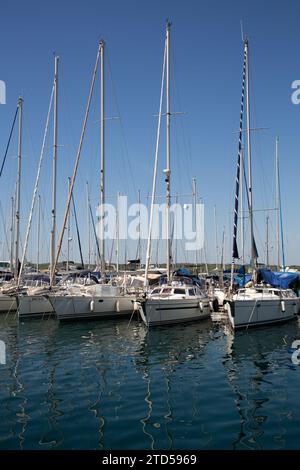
0;0;300;266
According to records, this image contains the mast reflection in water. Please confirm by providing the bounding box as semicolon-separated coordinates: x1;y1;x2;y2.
0;316;300;449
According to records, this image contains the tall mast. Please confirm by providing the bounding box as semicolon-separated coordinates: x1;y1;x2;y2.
192;178;198;270
221;226;226;271
71;191;84;269
116;192;120;274
214;205;219;270
279;166;286;270
266;215;269;268
275;136;285;271
10;196;14;273
50;43;101;286
245;39;256;268
230;39;247;289
100;40;105;274
50;56;59;284
156;239;159;268
223;226;226;270
86;182;91;269
136;189;141;261
67;177;71;271
14;97;23;280
144;30;167;286
37;194;41;272
276;137;280;270
240;147;244;264
18;82;55;285
204;242;208;274
165;21;171;282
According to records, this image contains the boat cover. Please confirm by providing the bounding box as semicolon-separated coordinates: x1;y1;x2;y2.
257;269;299;289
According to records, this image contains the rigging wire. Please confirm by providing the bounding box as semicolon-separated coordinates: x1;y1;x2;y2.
171;48;193;192
106;53;137;196
144;35;167;284
0;200;10;255
51;43;102;284
71;192;84;269
18;84;55;283
89;201;101;265
0;107;19;178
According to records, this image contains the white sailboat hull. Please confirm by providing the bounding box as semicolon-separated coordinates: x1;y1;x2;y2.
225;298;298;329
143;298;211;326
18;295;54;319
0;295;17;313
49;294;134;321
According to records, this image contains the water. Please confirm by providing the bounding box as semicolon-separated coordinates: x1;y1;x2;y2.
0;314;300;450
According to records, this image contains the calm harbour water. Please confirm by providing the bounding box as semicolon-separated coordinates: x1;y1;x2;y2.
0;314;300;450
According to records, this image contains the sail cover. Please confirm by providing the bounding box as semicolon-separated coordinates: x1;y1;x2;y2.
257;269;299;289
232;41;247;260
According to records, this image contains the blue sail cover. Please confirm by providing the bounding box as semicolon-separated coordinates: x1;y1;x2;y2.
173;267;191;277
235;273;252;287
258;269;299;289
233;265;250;287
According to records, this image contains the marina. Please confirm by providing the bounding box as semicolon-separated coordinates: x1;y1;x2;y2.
1;0;300;457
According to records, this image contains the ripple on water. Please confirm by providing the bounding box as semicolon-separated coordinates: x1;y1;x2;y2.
1;317;300;449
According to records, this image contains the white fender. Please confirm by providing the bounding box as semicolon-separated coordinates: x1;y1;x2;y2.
90;300;95;312
225;302;231;317
115;300;120;312
133;301;140;311
138;305;148;326
209;301;213;312
281;300;285;313
199;301;203;312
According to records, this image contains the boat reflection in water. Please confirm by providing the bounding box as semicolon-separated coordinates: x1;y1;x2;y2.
1;315;300;450
134;319;213;450
222;318;300;450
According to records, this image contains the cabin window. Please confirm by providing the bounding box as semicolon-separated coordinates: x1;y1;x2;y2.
161;288;172;295
173;288;185;295
151;288;161;294
188;289;195;296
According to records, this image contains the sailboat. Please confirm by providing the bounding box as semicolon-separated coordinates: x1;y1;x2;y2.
137;22;211;327
0;287;17;313
225;38;298;330
47;40;136;321
17;57;59;318
0;97;24;313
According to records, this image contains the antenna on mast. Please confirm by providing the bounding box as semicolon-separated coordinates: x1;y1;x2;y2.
240;20;244;42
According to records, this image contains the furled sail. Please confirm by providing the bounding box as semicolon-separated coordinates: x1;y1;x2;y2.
232;41;247;261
